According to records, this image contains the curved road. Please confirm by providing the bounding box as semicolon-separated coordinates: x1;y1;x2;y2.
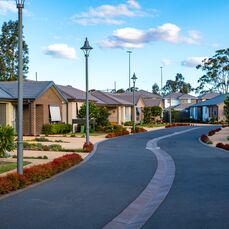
0;126;229;228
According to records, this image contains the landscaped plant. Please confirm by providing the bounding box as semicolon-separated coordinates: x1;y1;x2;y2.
0;125;16;158
224;95;229;124
23;142;83;153
83;142;94;153
131;127;147;133
42;124;72;135
123;121;133;126
143;106;162;124
200;135;213;144
216;142;229;151
0;154;83;195
12;155;48;160
208;128;222;136
165;123;192;128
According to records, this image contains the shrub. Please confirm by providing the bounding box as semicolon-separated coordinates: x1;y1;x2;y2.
216;142;229;151
34;137;51;142
83;142;94;152
208;128;222;136
200;135;212;144
131;127;147;133
123;121;133;126
42;124;72;135
0;125;16;158
105;130;129;138
165;123;192;128
48;144;62;151
0;154;82;195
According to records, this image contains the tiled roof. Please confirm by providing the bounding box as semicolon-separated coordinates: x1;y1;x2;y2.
198;92;220;100
190;94;229;107
91;91;132;106
143;98;162;107
0;81;67;101
57;85;98;102
0;88;13;99
164;92;197;99
114;93;141;105
138;90;162;99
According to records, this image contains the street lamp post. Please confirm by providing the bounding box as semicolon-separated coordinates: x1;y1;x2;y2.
16;0;25;175
131;73;137;131
81;38;93;145
127;51;132;91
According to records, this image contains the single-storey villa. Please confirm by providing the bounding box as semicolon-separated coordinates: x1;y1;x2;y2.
189;93;229;122
0;81;67;135
57;85;99;124
91;91;133;125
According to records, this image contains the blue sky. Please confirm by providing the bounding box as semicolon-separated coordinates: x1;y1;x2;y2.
0;0;228;93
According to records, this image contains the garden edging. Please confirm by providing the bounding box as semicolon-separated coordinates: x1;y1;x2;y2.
0;139;107;200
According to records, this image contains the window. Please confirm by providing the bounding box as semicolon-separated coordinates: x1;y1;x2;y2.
49;106;61;122
0;104;6;125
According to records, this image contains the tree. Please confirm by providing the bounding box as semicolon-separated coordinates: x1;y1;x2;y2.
162;73;192;95
224;95;229;124
196;48;229;94
126;87;139;92
0;20;29;81
116;88;125;93
78;102;110;128
152;83;160;95
143;106;162;124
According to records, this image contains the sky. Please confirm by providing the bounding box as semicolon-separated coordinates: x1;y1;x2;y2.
0;0;228;93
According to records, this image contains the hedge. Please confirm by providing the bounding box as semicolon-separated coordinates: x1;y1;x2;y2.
42;124;72;135
0;154;82;195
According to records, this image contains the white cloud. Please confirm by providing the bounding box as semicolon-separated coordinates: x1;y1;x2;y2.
99;23;202;49
0;0;17;15
44;44;77;60
181;57;207;68
161;59;171;66
71;0;157;25
127;0;141;9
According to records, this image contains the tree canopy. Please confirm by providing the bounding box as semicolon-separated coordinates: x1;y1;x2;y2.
196;48;229;94
162;73;192;95
152;83;160;95
0;20;29;81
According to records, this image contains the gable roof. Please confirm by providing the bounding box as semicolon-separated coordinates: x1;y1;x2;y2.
0;81;67;101
138;90;162;99
143;98;162;107
114;92;142;105
57;85;98;102
91;91;132;106
164;92;197;99
198;92;220;100
191;94;229;107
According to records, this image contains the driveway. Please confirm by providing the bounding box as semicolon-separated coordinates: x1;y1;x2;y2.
1;126;229;229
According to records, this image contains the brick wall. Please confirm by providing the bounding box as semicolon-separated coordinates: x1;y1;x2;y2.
23;86;65;136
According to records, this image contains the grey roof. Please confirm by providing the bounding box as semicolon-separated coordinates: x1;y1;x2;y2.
115;92;142;105
191;94;229;107
57;85;98;102
0;81;67;101
143;98;162;107
0;88;13;99
173;103;193;111
164;92;197;99
91;91;132;106
138;90;162;99
198;92;220;100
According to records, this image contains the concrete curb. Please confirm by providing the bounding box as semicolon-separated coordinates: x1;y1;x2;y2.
104;127;199;229
0;139;107;201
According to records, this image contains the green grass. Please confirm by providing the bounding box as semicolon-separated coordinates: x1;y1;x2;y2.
0;161;30;174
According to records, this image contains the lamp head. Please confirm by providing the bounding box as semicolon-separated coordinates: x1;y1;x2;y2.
81;37;93;56
131;73;137;83
16;0;25;8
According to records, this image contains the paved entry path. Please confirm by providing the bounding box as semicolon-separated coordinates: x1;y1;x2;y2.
1;126;229;229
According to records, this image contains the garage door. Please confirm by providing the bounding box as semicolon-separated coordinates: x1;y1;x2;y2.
0;104;6;125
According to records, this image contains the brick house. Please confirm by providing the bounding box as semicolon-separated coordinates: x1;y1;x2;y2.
0;81;67;135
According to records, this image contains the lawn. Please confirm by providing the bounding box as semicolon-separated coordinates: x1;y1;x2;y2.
0;161;30;174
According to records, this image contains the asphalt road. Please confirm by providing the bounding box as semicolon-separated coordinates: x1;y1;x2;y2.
0;127;177;229
143;126;229;229
1;126;229;229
